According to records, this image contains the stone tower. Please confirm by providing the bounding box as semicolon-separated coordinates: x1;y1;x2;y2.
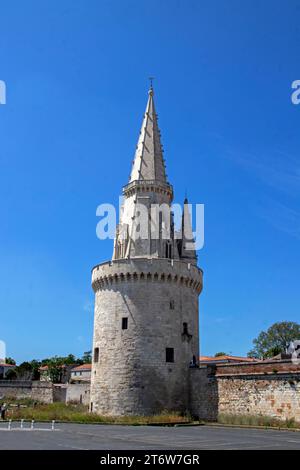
90;86;203;416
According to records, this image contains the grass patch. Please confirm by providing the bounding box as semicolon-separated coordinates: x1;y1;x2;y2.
0;396;37;407
218;413;300;429
6;402;192;425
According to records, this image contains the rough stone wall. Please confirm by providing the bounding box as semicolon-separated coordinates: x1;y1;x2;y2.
190;363;300;422
53;384;67;402
189;368;218;421
0;381;53;403
66;383;90;406
0;381;32;400
91;258;202;416
31;382;54;403
0;381;91;406
217;375;300;421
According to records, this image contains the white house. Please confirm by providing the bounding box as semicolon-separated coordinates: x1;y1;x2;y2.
70;364;91;383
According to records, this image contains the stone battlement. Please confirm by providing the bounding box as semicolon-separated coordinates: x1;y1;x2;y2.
92;257;203;293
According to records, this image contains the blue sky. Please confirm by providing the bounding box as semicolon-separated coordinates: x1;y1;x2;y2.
1;0;300;363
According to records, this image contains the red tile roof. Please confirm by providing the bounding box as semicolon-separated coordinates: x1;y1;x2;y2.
0;363;15;367
71;364;92;372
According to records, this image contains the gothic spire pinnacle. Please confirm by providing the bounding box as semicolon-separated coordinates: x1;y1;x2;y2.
181;197;197;264
129;85;167;183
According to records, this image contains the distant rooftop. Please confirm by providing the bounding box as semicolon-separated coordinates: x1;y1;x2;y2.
71;364;92;372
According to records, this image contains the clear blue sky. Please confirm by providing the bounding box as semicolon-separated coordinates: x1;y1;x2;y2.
1;0;300;363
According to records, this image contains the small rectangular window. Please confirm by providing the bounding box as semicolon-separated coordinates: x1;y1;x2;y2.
166;347;174;363
94;347;99;363
122;317;128;330
170;300;175;310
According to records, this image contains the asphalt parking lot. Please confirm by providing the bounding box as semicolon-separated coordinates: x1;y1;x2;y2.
1;422;300;450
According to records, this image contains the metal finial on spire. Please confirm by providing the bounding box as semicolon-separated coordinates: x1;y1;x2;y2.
148;77;154;95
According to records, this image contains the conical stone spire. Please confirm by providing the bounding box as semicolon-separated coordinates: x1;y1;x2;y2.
130;87;166;183
113;86;174;260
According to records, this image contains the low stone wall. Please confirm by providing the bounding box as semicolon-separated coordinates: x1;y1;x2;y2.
0;380;90;406
66;383;90;406
0;381;54;403
0;380;32;400
190;361;300;422
53;384;67;403
217;374;300;421
189;368;218;421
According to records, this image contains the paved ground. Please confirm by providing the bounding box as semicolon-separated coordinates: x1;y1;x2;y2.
1;422;300;449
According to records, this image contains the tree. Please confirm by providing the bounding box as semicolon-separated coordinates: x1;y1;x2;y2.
5;357;16;365
82;350;92;364
5;369;17;380
214;352;227;357
14;362;33;380
248;321;300;359
40;354;78;383
64;354;76;365
29;360;41;380
46;357;64;383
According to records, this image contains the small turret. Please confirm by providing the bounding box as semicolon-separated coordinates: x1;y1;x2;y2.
179;197;197;265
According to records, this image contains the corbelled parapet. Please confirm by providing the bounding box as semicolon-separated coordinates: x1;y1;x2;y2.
92;258;203;294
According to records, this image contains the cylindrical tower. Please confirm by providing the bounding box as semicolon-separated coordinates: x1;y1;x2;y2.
90;86;203;415
90;259;202;415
